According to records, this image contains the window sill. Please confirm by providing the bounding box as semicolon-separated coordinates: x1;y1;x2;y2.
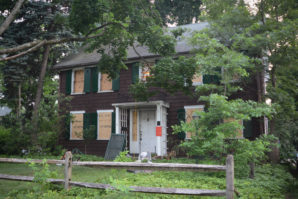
97;90;114;93
71;92;85;95
192;82;203;86
70;138;84;141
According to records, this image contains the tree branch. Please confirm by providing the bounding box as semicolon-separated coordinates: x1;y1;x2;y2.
0;33;104;61
0;40;45;61
0;0;26;36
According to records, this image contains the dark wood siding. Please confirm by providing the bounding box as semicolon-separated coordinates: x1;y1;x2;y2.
58;63;260;156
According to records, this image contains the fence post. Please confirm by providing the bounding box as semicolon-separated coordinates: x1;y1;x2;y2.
64;151;72;190
226;155;234;199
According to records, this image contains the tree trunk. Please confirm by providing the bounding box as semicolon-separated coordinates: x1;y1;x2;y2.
17;83;21;118
31;45;51;145
0;0;26;36
249;161;255;179
256;66;265;135
268;66;280;163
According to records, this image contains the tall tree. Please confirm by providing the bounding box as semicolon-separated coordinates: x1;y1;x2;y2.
154;0;202;25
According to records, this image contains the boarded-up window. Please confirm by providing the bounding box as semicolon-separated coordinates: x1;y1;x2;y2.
185;106;204;139
192;73;203;85
224;118;243;138
140;62;153;82
100;73;112;91
132;110;138;141
98;111;113;140
71;113;84;139
73;69;84;93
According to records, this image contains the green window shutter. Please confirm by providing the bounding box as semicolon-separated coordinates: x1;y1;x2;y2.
91;67;98;93
243;120;253;138
84;68;91;93
203;67;221;85
177;109;186;140
131;62;139;84
65;70;72;95
112;75;120;91
83;113;90;131
111;112;116;134
65;113;70;140
90;112;98;139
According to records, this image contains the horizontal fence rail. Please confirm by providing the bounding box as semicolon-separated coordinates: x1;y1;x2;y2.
0;152;234;198
0;173;226;196
0;158;226;172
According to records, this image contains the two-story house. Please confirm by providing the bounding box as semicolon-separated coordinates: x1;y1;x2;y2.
54;23;259;156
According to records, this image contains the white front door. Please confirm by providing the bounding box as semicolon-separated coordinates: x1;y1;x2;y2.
139;110;156;153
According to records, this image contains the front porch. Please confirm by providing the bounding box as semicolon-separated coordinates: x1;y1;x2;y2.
112;101;169;156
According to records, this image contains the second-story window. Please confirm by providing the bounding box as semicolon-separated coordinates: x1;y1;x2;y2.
98;73;113;92
72;68;85;94
65;67;120;95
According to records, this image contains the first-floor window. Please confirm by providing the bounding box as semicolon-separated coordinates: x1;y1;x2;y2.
223;118;244;138
97;110;114;140
192;73;203;86
184;105;204;139
70;111;85;140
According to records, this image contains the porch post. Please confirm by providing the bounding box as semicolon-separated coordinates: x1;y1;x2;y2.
156;104;161;156
115;106;120;134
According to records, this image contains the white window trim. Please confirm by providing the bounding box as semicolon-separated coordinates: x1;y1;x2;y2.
97;72;114;93
70;110;85;140
71;68;85;95
192;81;203;86
97;109;114;140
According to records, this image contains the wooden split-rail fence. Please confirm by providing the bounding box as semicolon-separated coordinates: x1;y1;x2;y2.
0;152;235;198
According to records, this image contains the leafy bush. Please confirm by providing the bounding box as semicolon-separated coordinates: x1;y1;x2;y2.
114;150;133;162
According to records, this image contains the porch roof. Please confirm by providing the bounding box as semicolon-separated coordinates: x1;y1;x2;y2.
112;100;169;108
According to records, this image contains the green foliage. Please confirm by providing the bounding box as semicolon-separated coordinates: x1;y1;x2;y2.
173;94;275;177
114;150;133;162
1;160;295;199
154;0;202;25
69;0;176;79
232;135;277;178
0;125;11;153
28;160;58;192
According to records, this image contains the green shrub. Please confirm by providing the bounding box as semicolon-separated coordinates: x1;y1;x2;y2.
114;150;133;162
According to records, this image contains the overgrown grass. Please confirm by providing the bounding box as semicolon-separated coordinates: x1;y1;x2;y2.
0;159;296;199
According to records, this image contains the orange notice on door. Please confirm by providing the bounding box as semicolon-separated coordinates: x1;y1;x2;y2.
156;126;162;136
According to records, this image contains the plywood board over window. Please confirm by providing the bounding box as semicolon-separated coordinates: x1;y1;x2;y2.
140;63;153;81
100;73;112;91
224;118;243;138
132;110;138;141
73;69;84;93
71;113;84;139
185;106;204;139
192;73;203;85
98;111;113;140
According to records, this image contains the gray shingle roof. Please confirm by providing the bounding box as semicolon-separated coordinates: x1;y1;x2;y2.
53;22;208;70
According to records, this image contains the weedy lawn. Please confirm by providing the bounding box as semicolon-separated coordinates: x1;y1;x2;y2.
0;157;296;199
